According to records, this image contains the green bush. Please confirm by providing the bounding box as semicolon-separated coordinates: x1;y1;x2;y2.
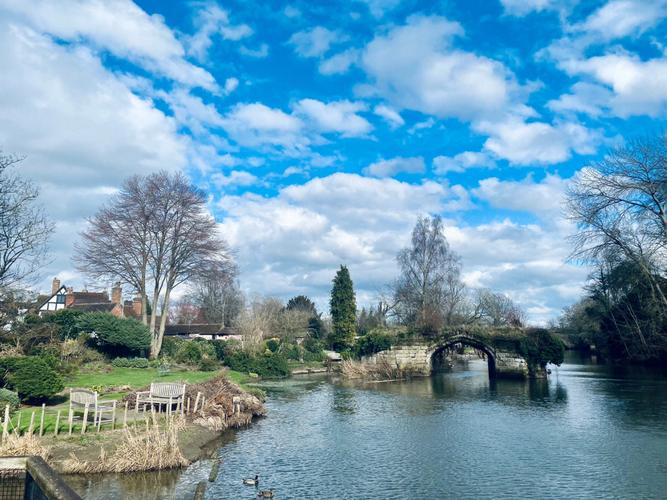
211;339;240;361
265;339;280;353
159;337;185;358
77;313;151;355
0;388;20;412
112;357;149;368
174;341;210;365
223;350;290;378
283;344;302;361
198;357;219;371
520;328;565;368
355;330;392;357
7;357;64;402
44;309;83;340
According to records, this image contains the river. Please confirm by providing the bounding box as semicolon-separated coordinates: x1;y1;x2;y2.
68;352;667;499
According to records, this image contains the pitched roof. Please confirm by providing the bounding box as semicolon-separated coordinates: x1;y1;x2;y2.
69;302;116;313
71;292;108;304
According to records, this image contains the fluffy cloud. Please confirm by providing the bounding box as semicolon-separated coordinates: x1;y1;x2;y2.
212;170;259;188
373;105;404;128
570;0;666;41
221;103;307;152
433;151;496;174
499;0;556;16
361;15;519;120
1;0;216;90
476;117;601;165
319;49;359;75
185;2;252;61
363;157;425;177
0;18;187;290
218;172;588;323
289;26;343;58
359;0;402;18
293;99;372;137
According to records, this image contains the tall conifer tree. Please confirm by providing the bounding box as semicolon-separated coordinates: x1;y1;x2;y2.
329;265;356;350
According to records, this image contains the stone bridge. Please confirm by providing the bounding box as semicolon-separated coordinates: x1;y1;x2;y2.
362;328;558;379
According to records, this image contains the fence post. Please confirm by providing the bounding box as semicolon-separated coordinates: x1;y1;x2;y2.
39;403;46;436
111;402;117;431
81;403;89;434
54;410;61;437
186;397;191;415
2;404;9;441
16;413;21;436
194;392;201;414
28;411;36;436
168;397;172;418
68;408;73;436
123;402;128;429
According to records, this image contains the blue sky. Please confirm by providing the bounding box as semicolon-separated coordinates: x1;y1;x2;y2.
1;0;666;323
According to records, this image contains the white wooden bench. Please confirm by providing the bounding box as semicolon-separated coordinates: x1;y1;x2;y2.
69;388;116;427
135;382;186;413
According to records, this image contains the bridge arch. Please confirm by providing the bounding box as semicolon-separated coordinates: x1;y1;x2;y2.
427;335;497;378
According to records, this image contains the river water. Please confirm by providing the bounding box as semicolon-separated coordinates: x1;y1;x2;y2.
68;352;667;499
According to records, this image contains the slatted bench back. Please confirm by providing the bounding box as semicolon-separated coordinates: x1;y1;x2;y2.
150;382;185;398
70;389;97;407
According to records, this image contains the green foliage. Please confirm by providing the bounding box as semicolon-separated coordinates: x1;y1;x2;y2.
174;341;205;365
211;339;240;361
265;339;280;353
198;357;219;371
355;330;393;357
223;350;290;378
329;265;356;351
520;328;565;368
307;315;325;339
111;357;150;368
77;313;151;355
159;336;184;358
43;309;83;340
0;388;20;412
6;357;64;401
283;343;302;361
286;295;317;315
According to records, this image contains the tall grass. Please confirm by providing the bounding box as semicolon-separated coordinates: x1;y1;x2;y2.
341;358;422;381
62;414;189;473
0;432;49;459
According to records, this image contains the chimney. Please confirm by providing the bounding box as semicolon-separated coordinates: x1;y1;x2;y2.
51;278;61;295
65;287;75;307
133;295;142;318
111;282;122;307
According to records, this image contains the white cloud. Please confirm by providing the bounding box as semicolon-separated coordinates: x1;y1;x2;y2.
358;0;402;18
224;77;239;95
1;0;217;90
289;26;344;58
363;157;425;177
212;170;259;188
218;172;588;323
361;15;519;121
239;43;269;58
185;2;252;61
373;104;404;128
293;99;372;137
571;0;666;41
476;117;601;165
499;0;557;16
0;18;188;292
319;49;359;75
547;82;612;117
221;103;307;152
433;151;496;174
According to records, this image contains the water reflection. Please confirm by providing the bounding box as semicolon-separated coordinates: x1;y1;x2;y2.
66;352;667;500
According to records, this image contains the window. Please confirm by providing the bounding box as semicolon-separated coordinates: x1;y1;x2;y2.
56;294;65;304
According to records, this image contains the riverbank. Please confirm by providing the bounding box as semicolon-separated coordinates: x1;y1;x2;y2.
1;371;266;475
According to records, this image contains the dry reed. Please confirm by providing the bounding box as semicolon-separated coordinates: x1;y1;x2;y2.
0;432;50;459
61;414;189;474
341;358;422;381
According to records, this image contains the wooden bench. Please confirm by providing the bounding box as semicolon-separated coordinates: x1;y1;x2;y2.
135;382;186;413
69;388;116;428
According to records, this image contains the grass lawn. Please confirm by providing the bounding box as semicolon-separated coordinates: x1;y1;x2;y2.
66;367;220;389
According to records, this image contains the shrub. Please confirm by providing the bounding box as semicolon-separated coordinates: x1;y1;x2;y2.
77;313;151;355
0;388;20;412
211;339;240;362
520;328;565;368
265;339;280;353
174;342;205;365
283;344;302;361
198;357;219;371
355;330;392;357
223;350;290;378
112;357;150;368
7;357;64;402
160;337;184;358
44;309;83;340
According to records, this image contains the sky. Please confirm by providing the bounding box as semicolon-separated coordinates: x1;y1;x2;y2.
0;0;666;324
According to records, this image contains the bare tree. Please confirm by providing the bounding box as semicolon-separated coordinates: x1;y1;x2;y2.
189;265;243;327
470;289;525;327
393;215;465;332
76;171;233;357
0;152;53;290
567;134;667;308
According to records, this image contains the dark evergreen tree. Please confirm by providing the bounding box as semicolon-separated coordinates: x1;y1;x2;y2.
329;265;356;350
286;295;317;315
